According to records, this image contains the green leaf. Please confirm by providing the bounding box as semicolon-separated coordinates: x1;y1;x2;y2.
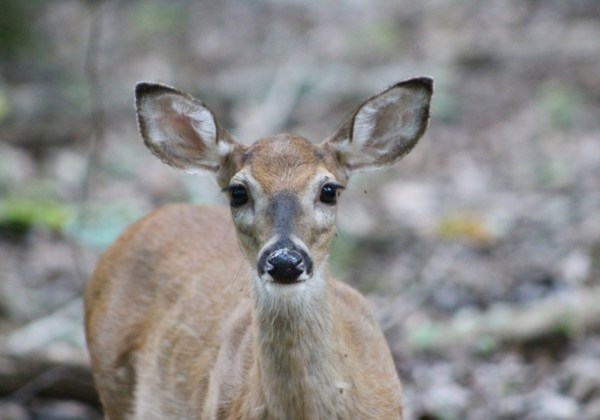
0;198;71;233
409;323;442;350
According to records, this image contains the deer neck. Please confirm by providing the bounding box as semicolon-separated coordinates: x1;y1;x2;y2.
250;270;348;418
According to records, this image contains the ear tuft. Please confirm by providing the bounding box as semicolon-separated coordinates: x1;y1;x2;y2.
135;82;177;99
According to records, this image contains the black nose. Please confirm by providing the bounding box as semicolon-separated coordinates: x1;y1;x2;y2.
266;249;304;283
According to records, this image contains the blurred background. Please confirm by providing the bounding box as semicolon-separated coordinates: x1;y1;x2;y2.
1;0;599;418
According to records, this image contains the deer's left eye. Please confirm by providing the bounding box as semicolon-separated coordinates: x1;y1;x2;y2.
320;183;342;205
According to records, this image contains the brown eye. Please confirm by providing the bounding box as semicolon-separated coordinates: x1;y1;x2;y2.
228;185;248;207
320;183;340;205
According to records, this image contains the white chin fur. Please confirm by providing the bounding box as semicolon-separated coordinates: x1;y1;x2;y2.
255;267;326;304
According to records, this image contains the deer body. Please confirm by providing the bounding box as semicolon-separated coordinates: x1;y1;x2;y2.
85;78;433;419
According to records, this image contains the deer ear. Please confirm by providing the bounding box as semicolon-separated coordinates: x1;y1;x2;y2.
135;82;238;173
325;77;433;173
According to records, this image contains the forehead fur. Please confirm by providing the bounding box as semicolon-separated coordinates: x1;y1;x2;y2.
244;134;344;193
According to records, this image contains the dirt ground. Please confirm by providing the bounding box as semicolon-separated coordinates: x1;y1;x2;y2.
1;1;599;419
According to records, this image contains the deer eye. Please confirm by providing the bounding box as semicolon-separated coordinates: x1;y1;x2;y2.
320;183;342;205
227;184;249;208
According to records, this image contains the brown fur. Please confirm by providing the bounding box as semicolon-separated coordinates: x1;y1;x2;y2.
85;78;433;419
86;205;401;420
86;204;402;419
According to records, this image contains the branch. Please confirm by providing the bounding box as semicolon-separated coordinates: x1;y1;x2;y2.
406;286;600;351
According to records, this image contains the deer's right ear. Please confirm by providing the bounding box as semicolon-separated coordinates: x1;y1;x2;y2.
135;82;238;173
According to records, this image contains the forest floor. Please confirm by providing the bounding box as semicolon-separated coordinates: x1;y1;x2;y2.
1;1;599;419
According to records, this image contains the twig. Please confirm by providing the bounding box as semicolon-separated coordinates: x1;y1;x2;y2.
4;298;84;356
0;354;96;405
2;366;75;403
70;0;112;287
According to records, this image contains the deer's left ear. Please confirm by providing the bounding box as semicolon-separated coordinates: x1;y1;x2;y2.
324;77;433;173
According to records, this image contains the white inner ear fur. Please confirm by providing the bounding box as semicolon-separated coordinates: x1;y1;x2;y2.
352;87;428;148
173;95;218;145
142;93;217;147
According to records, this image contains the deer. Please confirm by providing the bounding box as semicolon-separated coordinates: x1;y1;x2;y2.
84;76;433;419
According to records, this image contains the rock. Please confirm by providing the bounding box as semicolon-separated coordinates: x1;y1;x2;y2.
583;398;600;420
409;362;471;419
381;181;438;235
0;402;29;420
562;356;600;402
0;143;35;191
532;391;580;420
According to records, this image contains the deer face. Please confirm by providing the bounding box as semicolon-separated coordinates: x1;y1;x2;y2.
221;134;346;286
135;78;433;288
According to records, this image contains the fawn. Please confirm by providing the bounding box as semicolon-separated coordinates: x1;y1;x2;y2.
85;77;433;419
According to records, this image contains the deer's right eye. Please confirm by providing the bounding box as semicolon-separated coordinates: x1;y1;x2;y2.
228;185;249;208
